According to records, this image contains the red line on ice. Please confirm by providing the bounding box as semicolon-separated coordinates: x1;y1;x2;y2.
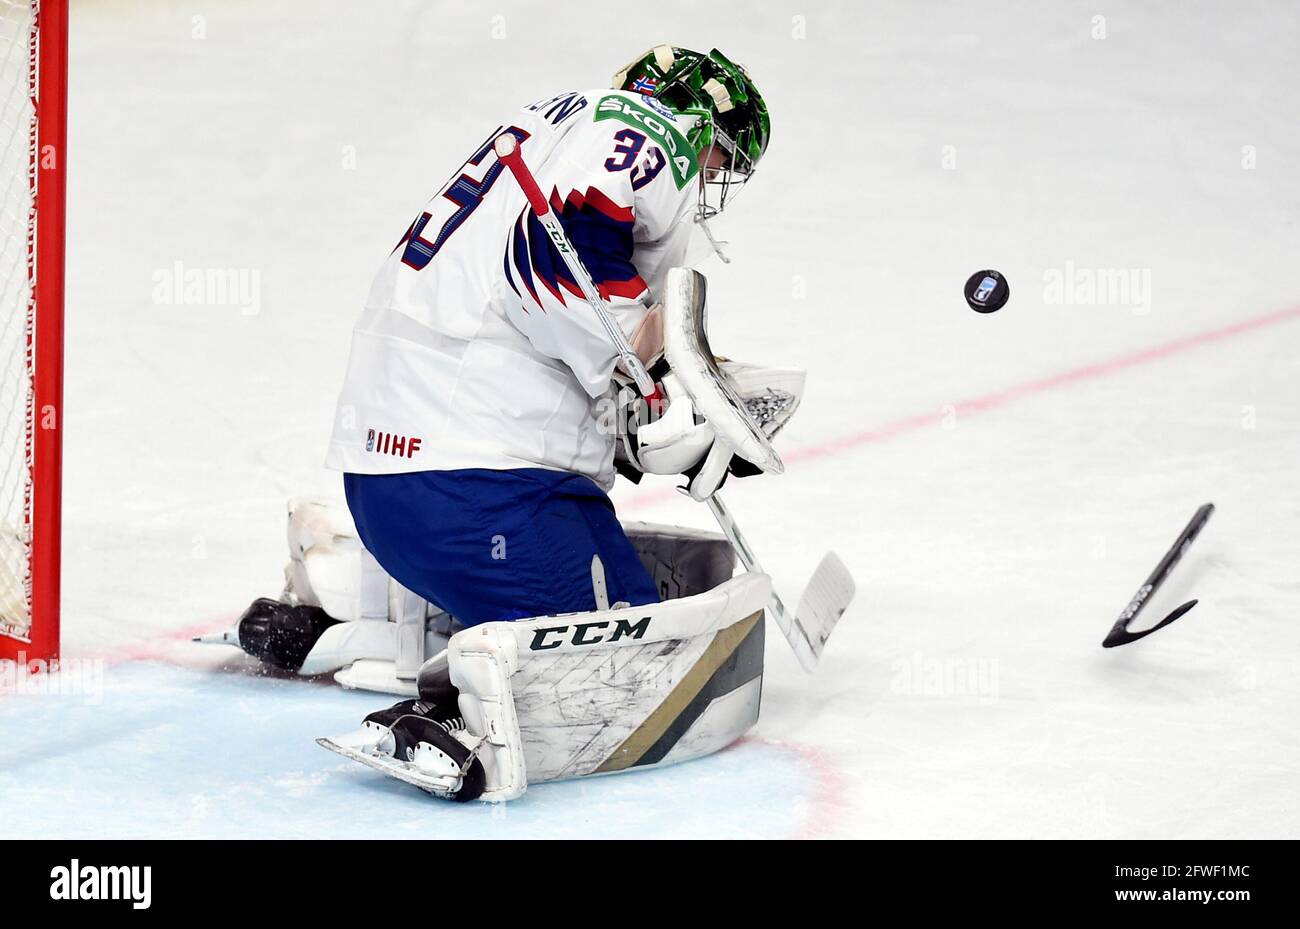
620;303;1300;512
84;616;240;668
739;734;850;839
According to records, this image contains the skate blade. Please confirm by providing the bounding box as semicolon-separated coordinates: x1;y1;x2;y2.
317;735;459;797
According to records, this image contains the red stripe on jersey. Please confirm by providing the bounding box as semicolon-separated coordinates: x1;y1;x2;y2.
598;277;649;301
549;186;636;225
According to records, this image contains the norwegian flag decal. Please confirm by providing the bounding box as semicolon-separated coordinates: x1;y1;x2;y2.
630;74;660;95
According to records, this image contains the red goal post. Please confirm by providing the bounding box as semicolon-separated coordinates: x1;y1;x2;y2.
1;0;66;665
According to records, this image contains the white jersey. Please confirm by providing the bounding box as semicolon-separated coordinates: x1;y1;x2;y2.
325;89;700;488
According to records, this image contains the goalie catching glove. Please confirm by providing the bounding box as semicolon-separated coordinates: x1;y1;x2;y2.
614;267;805;499
617;361;806;499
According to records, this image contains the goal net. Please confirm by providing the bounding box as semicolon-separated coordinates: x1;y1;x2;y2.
0;0;64;662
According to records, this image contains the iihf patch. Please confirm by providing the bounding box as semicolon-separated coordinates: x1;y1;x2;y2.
366;428;375;451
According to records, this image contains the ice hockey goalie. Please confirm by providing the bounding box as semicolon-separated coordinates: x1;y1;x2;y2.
201;46;850;801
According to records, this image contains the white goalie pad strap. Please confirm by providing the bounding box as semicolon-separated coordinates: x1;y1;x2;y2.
392;582;429;679
448;572;770;799
663;267;784;474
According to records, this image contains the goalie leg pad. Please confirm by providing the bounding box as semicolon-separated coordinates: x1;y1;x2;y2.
202;499;742;700
284;498;393;621
624;521;737;600
453;571;770;800
320;573;770;801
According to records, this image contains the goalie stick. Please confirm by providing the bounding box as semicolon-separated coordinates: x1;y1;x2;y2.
1102;502;1214;648
702;492;854;671
493;133;655;396
495;134;855;670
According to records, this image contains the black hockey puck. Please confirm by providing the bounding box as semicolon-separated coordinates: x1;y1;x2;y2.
964;269;1010;313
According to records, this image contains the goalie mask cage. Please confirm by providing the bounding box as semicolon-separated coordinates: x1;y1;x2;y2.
0;0;66;664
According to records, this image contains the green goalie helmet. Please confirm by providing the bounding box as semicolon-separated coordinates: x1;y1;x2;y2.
612;44;770;218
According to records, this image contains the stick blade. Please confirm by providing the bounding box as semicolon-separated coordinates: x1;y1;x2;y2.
1102;599;1198;648
794;551;856;665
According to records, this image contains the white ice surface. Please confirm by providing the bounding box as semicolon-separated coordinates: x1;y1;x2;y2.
2;0;1298;837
